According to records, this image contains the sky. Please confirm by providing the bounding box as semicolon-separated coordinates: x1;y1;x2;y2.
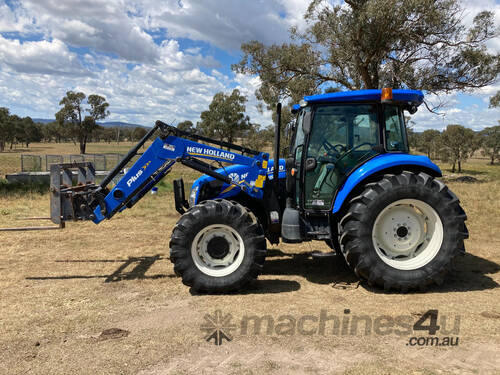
0;0;498;131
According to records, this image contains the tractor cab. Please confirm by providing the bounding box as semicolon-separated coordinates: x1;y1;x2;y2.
282;88;424;241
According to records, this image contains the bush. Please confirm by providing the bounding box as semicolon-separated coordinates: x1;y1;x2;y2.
0;179;48;195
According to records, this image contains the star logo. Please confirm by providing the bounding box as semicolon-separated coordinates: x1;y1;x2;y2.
200;310;237;346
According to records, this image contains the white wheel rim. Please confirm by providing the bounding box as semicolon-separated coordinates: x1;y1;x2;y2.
372;199;443;270
191;224;245;277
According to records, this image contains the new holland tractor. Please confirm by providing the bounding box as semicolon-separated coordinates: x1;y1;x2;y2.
48;88;468;293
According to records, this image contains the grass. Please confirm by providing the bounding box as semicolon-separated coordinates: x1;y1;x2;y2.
0;145;499;374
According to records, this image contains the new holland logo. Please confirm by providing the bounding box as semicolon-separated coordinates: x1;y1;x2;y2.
228;172;240;183
186;146;235;161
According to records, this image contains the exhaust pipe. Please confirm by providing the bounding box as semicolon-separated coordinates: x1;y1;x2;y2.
273;102;281;197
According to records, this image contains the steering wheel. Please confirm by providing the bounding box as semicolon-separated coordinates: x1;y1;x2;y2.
335;142;374;162
322;140;345;156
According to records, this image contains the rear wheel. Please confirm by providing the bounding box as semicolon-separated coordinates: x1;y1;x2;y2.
170;199;266;292
339;171;468;291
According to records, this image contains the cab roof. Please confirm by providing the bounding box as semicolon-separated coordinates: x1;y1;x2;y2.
291;89;424;112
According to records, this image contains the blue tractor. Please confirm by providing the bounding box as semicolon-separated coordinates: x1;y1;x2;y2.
50;88;468;293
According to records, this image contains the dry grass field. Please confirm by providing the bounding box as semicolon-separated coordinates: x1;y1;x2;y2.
0;144;499;374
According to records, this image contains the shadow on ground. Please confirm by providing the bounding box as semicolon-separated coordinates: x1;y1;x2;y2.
262;249;499;294
26;254;171;282
26;250;499;295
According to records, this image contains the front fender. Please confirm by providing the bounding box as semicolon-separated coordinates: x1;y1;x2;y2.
331;154;441;214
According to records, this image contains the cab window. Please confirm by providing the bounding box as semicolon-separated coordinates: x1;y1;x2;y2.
384;105;408;152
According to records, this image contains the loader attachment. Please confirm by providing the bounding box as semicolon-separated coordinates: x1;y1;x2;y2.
0;162;98;231
49;162;100;224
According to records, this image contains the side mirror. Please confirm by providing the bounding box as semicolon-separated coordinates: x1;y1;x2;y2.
284;122;292;138
305;157;317;171
302;111;312;134
405;104;418;114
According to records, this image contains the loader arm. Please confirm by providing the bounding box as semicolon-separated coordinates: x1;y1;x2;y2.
51;120;270;225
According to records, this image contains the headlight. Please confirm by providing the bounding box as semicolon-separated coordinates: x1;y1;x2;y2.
189;185;199;207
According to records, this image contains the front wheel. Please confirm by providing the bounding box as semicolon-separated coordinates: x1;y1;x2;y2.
339;171;468;291
169;199;266;292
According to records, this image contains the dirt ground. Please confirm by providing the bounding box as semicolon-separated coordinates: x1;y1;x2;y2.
0;159;499;374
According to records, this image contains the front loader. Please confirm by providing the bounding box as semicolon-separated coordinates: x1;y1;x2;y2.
48;88;468;293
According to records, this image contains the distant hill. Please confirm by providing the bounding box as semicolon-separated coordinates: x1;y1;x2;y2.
33;119;150;128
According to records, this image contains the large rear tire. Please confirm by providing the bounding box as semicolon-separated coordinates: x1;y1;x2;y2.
339;171;468;292
169;199;266;292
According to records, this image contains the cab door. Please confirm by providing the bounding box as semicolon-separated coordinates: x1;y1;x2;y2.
302;104;380;211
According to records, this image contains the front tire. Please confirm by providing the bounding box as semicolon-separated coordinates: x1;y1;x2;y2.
339;171;468;291
169;199;266;292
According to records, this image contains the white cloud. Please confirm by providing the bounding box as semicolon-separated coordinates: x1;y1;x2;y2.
133;0;297;50
0;35;88;76
20;0;159;62
411;91;500;131
0;1;32;32
0;38;226;125
234;72;273;127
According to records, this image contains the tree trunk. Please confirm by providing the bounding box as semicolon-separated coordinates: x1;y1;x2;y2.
451;162;456;173
491;155;495;165
458;160;462;173
80;139;86;154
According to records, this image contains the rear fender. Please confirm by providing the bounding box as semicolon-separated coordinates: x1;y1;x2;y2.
331;154;441;214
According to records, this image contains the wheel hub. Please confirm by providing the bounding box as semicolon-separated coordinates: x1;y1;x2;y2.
371;199;443;270
396;226;408;238
206;236;230;259
191;224;245;277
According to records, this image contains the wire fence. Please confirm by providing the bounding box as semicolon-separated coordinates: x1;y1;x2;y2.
20;153;142;172
21;155;43;172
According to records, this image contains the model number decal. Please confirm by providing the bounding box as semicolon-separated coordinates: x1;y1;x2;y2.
127;169;143;187
126;161;151;187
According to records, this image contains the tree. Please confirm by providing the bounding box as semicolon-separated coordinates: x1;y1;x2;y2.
7;114;22;149
438;124;476;172
177;120;195;133
242;124;275;151
55;91;109;154
0;107;9;151
417;129;441;158
234;0;499;112
87;94;110;124
480;124;500;164
490;91;500;108
129;127;148;142
197;89;252;144
42;121;68;143
19;117;42;147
